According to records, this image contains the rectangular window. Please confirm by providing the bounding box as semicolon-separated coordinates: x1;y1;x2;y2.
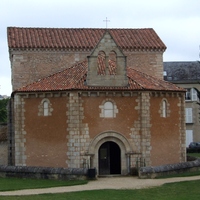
185;108;193;123
192;88;197;101
185;88;197;101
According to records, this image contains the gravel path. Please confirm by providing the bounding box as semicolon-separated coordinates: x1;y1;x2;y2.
0;176;200;196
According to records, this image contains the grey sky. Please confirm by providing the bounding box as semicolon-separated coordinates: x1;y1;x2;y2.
1;0;200;95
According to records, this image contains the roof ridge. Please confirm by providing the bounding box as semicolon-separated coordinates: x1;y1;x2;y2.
8;27;166;51
8;27;153;30
127;67;184;91
127;68;146;89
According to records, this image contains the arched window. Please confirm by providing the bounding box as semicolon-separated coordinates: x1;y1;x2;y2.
108;51;117;75
97;51;106;75
162;100;167;118
38;98;53;116
43;101;49;116
99;99;118;118
104;101;114;118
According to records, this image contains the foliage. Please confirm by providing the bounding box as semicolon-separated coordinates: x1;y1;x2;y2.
187;148;200;153
0;180;200;200
0;98;9;123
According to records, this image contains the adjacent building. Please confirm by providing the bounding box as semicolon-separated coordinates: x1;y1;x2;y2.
164;61;200;147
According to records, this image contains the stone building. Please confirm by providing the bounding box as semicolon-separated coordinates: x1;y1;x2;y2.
7;27;186;175
164;61;200;147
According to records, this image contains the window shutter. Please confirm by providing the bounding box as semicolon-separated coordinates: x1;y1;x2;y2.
185;108;193;123
191;88;197;101
186;130;193;147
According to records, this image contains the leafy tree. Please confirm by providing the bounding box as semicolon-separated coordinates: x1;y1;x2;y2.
0;98;9;123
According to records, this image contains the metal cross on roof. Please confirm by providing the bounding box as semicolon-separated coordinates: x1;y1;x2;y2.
103;17;110;29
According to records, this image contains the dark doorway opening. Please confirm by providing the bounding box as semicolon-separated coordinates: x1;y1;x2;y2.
98;141;121;175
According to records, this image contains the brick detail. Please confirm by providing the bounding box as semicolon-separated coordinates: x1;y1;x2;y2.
66;93;90;168
125;51;164;79
14;95;27;166
11;51;89;91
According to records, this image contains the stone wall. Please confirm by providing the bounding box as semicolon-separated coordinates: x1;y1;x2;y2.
139;159;200;178
10;51;89;90
125;51;164;79
11;90;185;173
10;49;164;91
0;166;88;180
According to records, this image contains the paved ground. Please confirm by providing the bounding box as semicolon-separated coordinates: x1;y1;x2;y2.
0;176;200;196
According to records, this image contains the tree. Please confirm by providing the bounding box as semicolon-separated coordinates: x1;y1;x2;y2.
0;98;9;123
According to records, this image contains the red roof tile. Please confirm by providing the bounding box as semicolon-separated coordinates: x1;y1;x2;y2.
7;27;166;51
14;60;184;93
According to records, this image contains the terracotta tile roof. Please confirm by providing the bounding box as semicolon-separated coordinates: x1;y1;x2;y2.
7;27;166;51
14;60;184;93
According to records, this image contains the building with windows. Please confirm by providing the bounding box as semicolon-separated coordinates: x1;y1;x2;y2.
164;61;200;147
7;27;186;175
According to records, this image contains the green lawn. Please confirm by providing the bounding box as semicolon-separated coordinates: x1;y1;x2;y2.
156;170;200;179
0;177;87;191
187;153;200;158
0;180;199;200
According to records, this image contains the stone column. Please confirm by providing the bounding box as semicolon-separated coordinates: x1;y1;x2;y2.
140;92;151;166
14;95;26;166
66;92;90;168
178;93;186;162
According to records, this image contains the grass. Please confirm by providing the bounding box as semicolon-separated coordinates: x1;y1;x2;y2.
0;180;200;200
0;177;88;191
0;154;200;199
156;170;200;179
187;153;200;158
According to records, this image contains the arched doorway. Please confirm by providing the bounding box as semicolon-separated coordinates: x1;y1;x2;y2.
98;141;121;175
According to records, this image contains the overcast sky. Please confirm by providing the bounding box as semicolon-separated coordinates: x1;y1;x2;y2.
1;0;200;96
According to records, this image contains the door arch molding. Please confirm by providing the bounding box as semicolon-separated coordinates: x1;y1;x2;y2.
88;131;132;154
87;131;133;175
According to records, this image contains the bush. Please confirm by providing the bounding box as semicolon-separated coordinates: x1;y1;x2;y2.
187;148;200;153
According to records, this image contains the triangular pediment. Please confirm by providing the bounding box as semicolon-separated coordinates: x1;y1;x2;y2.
86;31;128;87
89;31;125;57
